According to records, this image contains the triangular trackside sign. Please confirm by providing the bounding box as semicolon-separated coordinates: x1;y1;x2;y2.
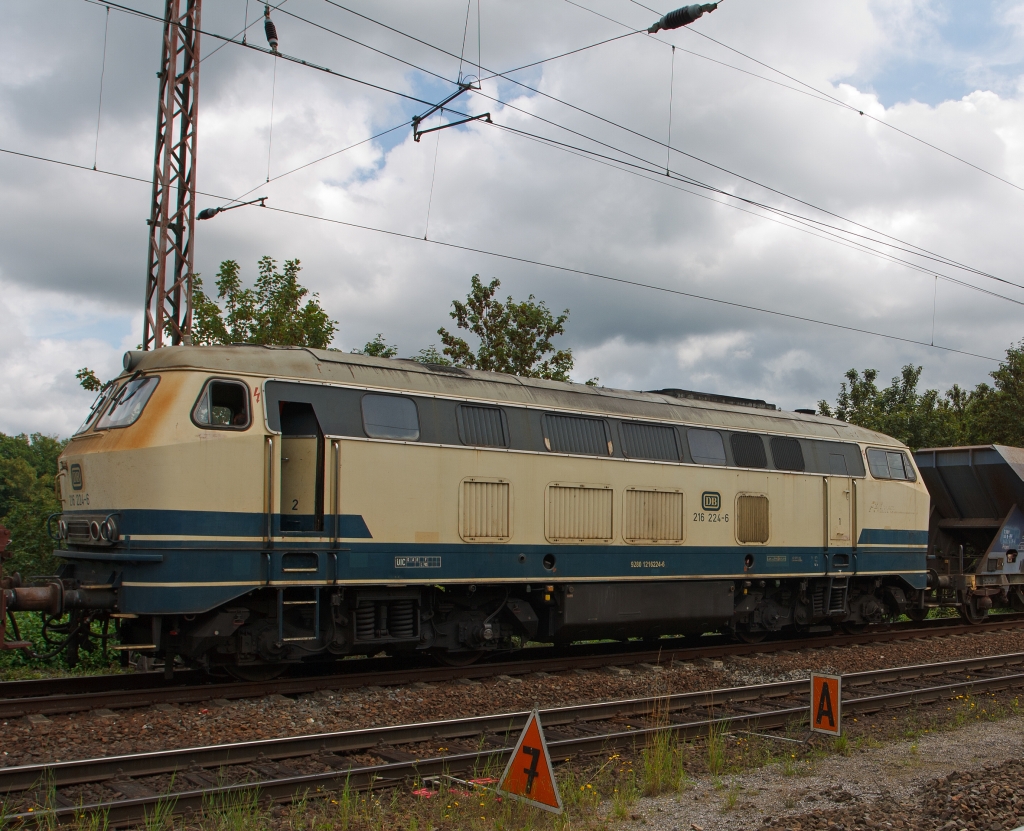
497;709;563;814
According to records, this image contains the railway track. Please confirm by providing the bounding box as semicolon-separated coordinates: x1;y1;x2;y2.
2;615;1023;720
4;650;1024;827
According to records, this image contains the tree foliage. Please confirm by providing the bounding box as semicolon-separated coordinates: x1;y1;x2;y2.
818;340;1024;450
192;257;337;349
0;433;66;577
357;334;398;358
437;275;574;381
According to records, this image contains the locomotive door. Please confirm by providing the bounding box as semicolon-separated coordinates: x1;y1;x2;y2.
279;402;325;533
827;474;853;573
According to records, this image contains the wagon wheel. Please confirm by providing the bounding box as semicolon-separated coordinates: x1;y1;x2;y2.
906;606;929;623
225;663;287;682
735;628;766;644
431;649;484;667
959;595;988;625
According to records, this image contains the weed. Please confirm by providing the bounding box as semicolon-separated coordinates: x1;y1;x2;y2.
832;734;849;755
706;719;729;777
201;787;267;831
611;770;640;820
722;781;741;812
641;728;685;795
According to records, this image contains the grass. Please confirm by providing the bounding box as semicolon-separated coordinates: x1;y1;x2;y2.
30;684;1024;831
0;611;125;678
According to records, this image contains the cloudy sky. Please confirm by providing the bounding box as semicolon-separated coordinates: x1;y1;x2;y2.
2;0;1023;436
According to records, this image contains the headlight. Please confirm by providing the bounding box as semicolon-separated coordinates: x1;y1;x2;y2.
100;517;119;542
89;521;101;541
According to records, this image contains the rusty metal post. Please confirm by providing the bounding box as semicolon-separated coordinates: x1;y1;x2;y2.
143;0;202;350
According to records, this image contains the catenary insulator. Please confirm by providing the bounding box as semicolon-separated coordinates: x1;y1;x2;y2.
648;3;718;33
264;6;279;52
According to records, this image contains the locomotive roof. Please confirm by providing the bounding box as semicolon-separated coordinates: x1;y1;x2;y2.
126;345;904;447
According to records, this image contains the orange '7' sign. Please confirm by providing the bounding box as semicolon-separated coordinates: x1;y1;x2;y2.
497;710;563;813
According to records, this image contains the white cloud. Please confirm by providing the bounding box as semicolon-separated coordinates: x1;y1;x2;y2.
0;0;1022;435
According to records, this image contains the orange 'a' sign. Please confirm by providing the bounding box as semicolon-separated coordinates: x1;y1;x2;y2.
497;710;563;814
810;673;842;735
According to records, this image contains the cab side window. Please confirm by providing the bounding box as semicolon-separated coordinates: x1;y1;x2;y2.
193;380;251;429
866;448;915;481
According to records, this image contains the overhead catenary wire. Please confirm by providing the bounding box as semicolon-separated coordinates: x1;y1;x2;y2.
313;0;1024;294
626;0;1024;194
79;0;1024;307
666;44;675;175
64;0;1024;357
0;144;1003;364
266;54;278;181
92;4;110;171
284;3;1024;302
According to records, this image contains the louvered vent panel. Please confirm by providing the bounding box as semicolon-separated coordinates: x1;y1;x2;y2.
458;405;507;447
737;495;770;543
770;436;805;471
731;433;768;468
544;415;608;455
623;490;684;542
621;422;679;461
461;480;510;540
546;485;613;541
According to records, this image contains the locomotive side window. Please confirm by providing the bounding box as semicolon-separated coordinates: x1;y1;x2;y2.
866;448;915;481
457;405;509;447
730;433;768;468
95;376;159;430
687;428;726;465
621;421;680;461
770;436;805;471
192;380;250;428
543;414;612;456
361;394;419;440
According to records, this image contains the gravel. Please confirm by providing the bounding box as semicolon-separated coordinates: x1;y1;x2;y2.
3;627;1024;769
615;716;1024;831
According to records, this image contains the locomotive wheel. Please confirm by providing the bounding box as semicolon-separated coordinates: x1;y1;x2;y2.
431;649;484;667
840;622;868;635
960;597;988;625
906;606;929;623
735;629;766;644
225;663;287;682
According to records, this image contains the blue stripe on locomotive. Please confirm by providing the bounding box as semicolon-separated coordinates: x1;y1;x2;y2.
59;509;927;614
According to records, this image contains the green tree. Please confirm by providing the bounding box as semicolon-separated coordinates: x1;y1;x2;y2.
74;368;103;392
356;334;398;358
192;256;337;348
0;433;66;577
818;341;1024;450
971;340;1024;446
438;275;574;381
817;365;957;450
411;345;452;365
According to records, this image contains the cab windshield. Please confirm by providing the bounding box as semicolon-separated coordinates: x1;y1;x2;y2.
74;384;119;435
95;376;160;430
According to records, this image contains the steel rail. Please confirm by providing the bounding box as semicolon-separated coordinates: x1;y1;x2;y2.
7;652;1024;827
3;651;1024;800
2;615;1019;720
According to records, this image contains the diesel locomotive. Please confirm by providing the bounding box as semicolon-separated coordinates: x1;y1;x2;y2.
6;344;1009;676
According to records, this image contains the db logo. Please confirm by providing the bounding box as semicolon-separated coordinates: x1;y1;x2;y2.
70;464;84;491
702;492;721;511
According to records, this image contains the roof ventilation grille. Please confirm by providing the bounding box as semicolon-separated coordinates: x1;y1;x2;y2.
647;388;778;411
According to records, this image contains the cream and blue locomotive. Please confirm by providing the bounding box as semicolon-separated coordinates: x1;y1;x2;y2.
27;345;935;674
